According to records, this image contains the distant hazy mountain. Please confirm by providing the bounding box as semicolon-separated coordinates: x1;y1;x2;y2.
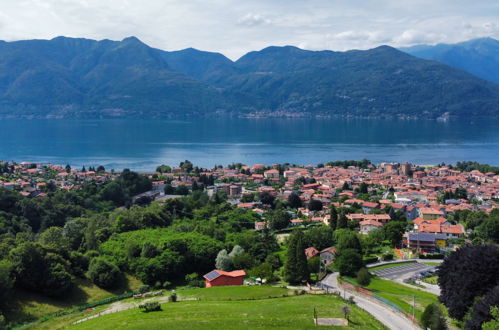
400;37;499;84
0;36;498;119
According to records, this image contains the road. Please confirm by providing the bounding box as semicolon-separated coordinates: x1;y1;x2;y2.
320;273;420;330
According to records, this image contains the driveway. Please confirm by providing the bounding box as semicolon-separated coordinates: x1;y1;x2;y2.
320;273;420;330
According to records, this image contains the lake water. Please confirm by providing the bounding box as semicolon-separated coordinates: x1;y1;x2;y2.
0;118;498;171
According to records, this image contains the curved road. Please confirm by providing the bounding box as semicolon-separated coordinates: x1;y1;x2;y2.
320;273;420;330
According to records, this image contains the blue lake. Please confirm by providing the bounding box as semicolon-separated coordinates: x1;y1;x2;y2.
0;118;498;171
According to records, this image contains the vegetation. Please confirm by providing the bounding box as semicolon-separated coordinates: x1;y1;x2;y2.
1;37;499;119
421;303;447;330
284;231;309;284
69;288;387;330
438;245;499;321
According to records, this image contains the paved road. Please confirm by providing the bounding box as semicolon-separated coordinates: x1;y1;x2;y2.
320;273;420;330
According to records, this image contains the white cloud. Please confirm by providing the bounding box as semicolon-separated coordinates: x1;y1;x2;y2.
393;29;447;46
237;13;272;27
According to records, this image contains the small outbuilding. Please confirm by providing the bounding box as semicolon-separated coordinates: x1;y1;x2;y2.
203;269;246;288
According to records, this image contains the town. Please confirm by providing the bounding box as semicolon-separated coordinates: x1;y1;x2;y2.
0;159;498;330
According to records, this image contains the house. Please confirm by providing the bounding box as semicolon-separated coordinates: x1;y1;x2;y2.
255;222;267;230
320;247;337;266
264;169;279;179
305;247;319;259
419;207;445;220
404;233;447;252
203;270;246;287
290;219;304;226
359;219;384;234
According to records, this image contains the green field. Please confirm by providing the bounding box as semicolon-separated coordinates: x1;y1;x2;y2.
342;276;441;320
70;296;386;330
368;261;416;272
31;286;387;330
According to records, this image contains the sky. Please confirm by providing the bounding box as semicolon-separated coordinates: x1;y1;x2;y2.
0;0;498;60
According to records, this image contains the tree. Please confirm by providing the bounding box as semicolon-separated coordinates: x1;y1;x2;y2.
304;226;334;251
176;185;189;196
9;242;73;296
260;192;275;206
335;229;362;254
284;230;309;284
0;260;13;302
88;258;120;289
307;256;321;278
342;182;350;191
421;303;447;330
156;165;171;173
308;199;323;211
250;262;275;282
482;307;499;330
65;164;71;173
356;267;371;286
330;205;338;230
215;249;232;271
359;182;368;194
466;285;499;330
382;221;406;246
335;249;363;276
341;305;350;320
438;245;499;320
288;193;302;208
268;209;290;230
337;213;348;229
232;253;255;270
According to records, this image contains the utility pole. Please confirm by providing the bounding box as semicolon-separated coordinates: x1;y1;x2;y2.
412;295;416;320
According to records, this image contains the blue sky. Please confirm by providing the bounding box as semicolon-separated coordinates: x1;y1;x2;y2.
0;0;498;59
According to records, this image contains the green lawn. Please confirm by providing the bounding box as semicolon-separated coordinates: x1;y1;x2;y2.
421;276;439;285
69;294;388;330
176;285;294;301
368;261;416;272
342;276;441;321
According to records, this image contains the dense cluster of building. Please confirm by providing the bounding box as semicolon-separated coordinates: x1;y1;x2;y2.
1;160;498;253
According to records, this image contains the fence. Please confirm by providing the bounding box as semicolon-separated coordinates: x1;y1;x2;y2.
337;279;419;325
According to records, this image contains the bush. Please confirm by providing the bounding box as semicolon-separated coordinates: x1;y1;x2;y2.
88;258;120;289
139;302;161;312
382;253;394;261
356;267;371;286
421;303;447;330
169;291;177;302
362;255;379;264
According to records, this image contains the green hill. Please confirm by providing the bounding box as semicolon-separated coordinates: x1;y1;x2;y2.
1;36;499;119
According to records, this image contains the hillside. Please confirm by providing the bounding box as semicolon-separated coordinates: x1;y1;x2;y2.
0;36;499;118
400;37;499;84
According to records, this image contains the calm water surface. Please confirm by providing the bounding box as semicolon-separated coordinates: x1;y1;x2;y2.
0;118;498;171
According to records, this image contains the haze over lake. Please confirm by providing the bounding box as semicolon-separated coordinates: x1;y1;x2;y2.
1;118;498;171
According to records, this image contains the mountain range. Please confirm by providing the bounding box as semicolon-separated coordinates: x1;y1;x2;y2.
0;36;498;119
400;37;499;85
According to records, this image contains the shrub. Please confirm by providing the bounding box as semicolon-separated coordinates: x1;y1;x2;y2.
169;291;177;302
88;258;120;289
356;267;371;286
139;302;161;312
382;253;394;261
138;285;150;294
421;303;447;330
